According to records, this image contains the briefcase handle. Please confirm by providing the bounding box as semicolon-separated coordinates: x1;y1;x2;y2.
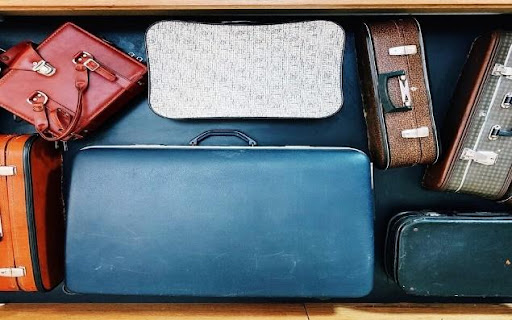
189;129;257;147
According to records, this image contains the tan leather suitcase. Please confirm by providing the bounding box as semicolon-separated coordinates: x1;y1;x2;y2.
356;18;439;169
0;135;64;291
424;31;512;201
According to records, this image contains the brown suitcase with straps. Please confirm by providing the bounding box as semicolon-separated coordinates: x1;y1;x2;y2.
356;18;439;169
0;135;64;291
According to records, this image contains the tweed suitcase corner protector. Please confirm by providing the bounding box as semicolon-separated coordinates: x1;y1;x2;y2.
65;140;374;298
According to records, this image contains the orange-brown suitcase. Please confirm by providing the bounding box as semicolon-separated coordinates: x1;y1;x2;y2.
0;135;64;291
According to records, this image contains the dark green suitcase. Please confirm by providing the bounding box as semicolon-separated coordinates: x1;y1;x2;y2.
385;211;512;297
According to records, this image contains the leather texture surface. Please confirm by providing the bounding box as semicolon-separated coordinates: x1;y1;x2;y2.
146;20;344;119
424;31;512;201
0;135;18;291
357;19;439;169
0;23;147;140
0;15;511;303
66;146;374;298
386;211;512;297
0;135;64;292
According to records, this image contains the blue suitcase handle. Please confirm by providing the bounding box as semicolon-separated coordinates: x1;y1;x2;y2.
189;129;257;146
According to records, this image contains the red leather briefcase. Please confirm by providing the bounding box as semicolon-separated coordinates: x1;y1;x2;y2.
0;22;147;141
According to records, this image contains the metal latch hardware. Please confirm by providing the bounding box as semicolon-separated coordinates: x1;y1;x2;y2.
489;125;512;141
0;215;3;238
0;166;16;176
388;45;418;56
492;64;512;79
460;148;498;166
0;267;26;278
401;126;430;139
502;93;512;109
31;60;56;77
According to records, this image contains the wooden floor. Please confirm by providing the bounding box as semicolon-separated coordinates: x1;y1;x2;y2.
1;0;512;14
1;303;512;319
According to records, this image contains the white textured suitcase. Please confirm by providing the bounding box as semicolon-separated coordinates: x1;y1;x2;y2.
146;20;345;119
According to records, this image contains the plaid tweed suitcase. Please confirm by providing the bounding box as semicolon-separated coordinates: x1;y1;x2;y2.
424;31;512;201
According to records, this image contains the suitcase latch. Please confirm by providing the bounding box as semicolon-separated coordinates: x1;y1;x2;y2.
0;267;26;278
401;126;430;139
0;166;16;176
31;60;56;77
460;148;498;166
492;64;512;79
489;125;512;140
388;45;417;56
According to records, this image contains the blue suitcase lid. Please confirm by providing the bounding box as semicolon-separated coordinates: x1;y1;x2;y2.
65;144;374;298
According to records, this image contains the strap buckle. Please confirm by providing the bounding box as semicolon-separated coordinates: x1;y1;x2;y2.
460;148;498;166
26;91;48;107
32;60;56;77
73;51;99;71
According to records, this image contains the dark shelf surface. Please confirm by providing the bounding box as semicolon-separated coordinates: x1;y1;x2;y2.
0;13;510;303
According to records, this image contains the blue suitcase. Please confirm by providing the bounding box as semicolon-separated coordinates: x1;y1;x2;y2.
65;130;375;298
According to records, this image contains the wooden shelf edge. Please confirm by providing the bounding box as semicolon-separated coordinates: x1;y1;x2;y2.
2;303;512;319
0;0;512;14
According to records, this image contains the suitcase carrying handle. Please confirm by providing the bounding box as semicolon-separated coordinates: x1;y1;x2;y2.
378;70;413;113
189;129;257;146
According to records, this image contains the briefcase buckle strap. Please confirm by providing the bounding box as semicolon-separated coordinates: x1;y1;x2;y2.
460;148;498;166
73;51;117;82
